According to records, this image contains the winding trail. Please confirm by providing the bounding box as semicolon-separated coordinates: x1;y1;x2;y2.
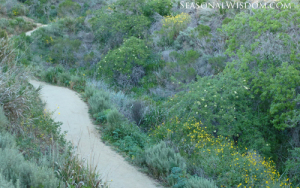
27;26;160;188
29;80;160;188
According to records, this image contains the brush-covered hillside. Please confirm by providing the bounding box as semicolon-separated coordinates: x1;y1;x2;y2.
1;0;300;187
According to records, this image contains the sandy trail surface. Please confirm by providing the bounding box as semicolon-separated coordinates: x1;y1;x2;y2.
25;24;47;36
29;80;160;188
26;23;160;188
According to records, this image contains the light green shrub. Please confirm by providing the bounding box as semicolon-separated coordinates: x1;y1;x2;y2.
58;72;71;86
185;176;218;188
0;132;15;150
145;141;186;178
0;173;15;188
107;109;123;131
88;90;110;115
82;86;97;101
70;75;86;92
0;141;61;188
0;106;8;130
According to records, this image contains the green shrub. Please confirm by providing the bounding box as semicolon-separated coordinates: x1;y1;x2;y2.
142;0;172;17
162;73;279;157
70;75;86;92
58;0;81;18
58;72;71;86
208;56;227;74
0;132;15;150
193;24;211;39
0;106;8;130
166;50;200;83
0;133;61;188
221;5;300;151
88;90;110;115
145;141;186;178
222;18;232;25
185;176;218;188
107;109;123;131
167;167;185;187
285;147;300;185
42;65;65;83
0;173;15;188
98;37;150;86
93;109;110;124
0;29;8;39
83;85;97;101
90;9;151;51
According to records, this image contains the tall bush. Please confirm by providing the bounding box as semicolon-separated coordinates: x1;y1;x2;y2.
98;37;150;86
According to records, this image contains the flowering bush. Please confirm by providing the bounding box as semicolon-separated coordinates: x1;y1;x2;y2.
150;118;290;187
158;12;191;46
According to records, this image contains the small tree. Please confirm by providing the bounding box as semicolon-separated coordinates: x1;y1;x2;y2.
98;36;150;86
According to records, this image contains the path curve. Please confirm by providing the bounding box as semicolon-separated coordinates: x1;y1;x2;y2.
29;80;160;188
25;24;47;36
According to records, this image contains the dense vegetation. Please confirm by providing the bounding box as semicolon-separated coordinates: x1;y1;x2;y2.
1;0;300;187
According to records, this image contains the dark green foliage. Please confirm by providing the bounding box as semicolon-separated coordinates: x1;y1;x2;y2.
164;50;200;83
285;147;300;185
24;0;64;23
142;0;172;17
89;9;151;50
221;5;300;141
102;120;150;161
222;18;232;25
163;73;280;157
42;65;64;83
98;37;150;86
145;141;186;178
208;56;227;74
195;0;207;5
49;38;81;65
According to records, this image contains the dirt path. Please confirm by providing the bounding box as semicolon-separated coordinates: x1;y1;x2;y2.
29;80;160;188
25;24;47;36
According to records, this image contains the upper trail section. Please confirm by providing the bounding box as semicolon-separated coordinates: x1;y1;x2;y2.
27;25;161;188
